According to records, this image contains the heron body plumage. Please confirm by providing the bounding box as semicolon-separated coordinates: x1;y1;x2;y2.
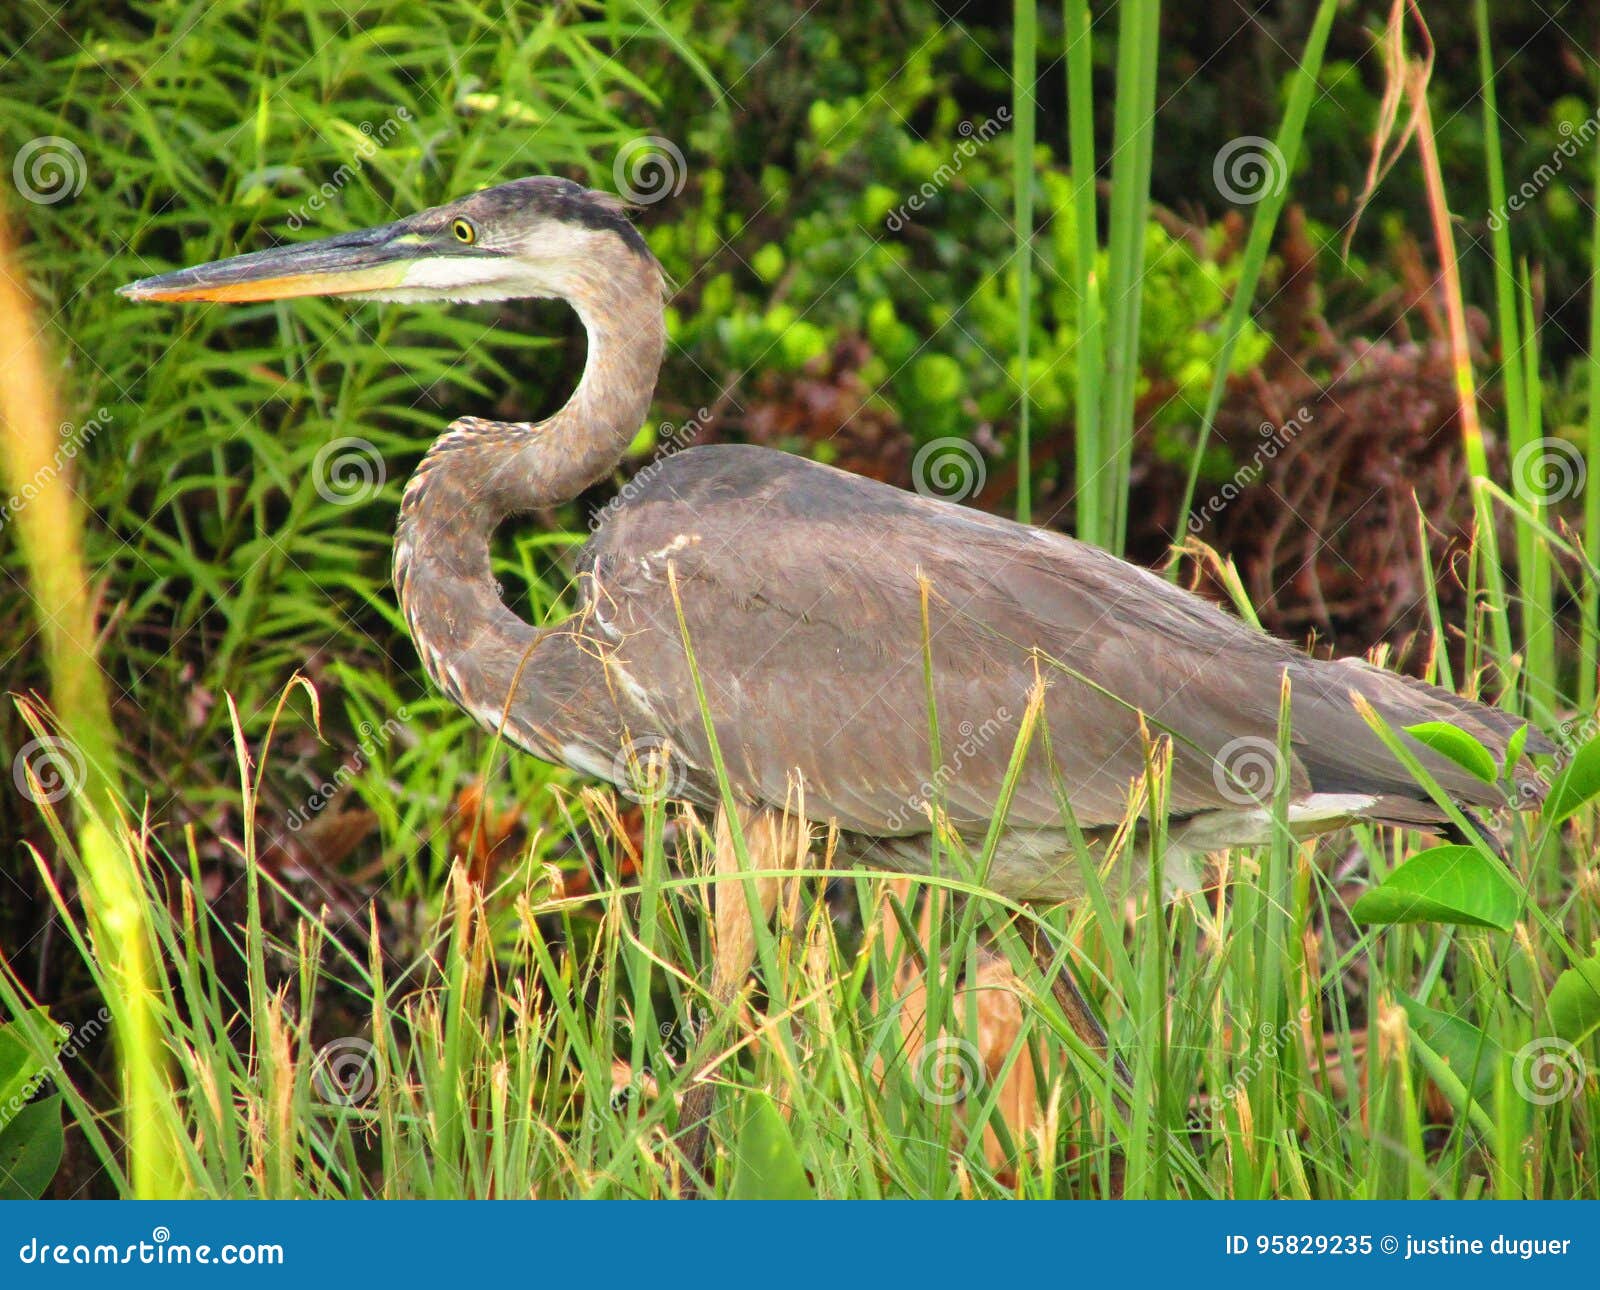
119;175;1548;902
122;173;1555;1181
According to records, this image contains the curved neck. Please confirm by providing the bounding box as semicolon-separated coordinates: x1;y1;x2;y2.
394;242;665;731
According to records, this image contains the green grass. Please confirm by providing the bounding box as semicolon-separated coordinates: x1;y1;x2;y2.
2;0;1599;1199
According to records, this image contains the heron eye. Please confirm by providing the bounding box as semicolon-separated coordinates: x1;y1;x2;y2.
451;218;477;245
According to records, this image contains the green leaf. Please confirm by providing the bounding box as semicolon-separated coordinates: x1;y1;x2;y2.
0;1010;65;1133
1404;722;1497;784
0;1095;64;1200
1545;738;1600;825
1503;723;1529;776
1351;845;1521;930
729;1091;814;1200
1398;995;1500;1103
1547;950;1600;1044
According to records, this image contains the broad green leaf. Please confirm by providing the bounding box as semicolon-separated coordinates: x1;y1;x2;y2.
729;1091;813;1200
1404;722;1497;784
1503;723;1529;775
1547;950;1600;1044
1398;995;1500;1103
1546;739;1600;825
0;1095;64;1200
1351;845;1520;930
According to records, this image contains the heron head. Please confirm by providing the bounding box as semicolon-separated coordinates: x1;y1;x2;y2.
118;176;652;306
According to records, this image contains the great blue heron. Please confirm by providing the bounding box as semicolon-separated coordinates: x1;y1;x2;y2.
122;175;1549;1179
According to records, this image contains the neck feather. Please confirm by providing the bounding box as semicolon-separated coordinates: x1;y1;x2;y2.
393;238;665;728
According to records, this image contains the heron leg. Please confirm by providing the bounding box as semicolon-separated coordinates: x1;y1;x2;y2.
1020;922;1131;1197
676;801;801;1191
1023;922;1133;1101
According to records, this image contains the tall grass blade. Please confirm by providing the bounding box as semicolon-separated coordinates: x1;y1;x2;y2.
0;199;184;1197
1012;0;1037;523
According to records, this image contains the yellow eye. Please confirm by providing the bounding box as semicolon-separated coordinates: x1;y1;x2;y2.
450;218;476;245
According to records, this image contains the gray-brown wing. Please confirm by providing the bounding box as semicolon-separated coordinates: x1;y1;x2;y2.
580;444;1534;835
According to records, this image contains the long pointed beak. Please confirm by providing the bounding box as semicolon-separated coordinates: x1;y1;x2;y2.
118;221;424;303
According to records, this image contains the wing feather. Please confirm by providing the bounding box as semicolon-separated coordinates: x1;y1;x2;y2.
580;445;1536;835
